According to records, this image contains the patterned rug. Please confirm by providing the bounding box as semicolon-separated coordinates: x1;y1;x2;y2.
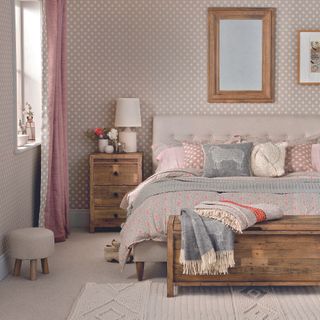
67;282;150;320
68;281;320;320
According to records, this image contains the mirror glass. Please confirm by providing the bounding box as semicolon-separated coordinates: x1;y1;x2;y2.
219;19;263;91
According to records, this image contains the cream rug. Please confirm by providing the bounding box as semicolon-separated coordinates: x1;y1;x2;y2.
67;281;151;320
68;281;320;320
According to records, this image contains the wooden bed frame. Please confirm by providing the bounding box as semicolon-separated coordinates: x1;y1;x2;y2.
167;215;320;297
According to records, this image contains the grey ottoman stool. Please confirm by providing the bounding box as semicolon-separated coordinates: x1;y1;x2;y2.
8;227;54;280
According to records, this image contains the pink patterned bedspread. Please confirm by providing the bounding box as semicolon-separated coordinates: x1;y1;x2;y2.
119;171;320;266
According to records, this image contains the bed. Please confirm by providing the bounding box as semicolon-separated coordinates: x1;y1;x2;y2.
119;115;320;280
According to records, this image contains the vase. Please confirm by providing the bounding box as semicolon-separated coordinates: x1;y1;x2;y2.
105;145;114;153
26;117;35;140
98;139;109;153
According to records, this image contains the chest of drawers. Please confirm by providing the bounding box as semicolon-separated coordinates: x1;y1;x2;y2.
89;153;142;231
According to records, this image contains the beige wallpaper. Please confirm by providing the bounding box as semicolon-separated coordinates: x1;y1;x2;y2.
67;0;320;210
0;0;41;256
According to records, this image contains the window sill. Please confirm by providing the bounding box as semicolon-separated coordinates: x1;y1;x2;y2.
15;141;41;154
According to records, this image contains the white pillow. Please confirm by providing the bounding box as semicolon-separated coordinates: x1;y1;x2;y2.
251;142;288;177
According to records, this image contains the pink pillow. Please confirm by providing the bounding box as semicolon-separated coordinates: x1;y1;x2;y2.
312;144;320;172
156;146;185;172
182;142;204;170
285;143;314;173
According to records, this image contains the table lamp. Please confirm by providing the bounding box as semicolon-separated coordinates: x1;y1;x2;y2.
115;98;141;152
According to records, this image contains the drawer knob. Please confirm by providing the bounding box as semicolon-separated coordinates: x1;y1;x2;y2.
113;213;118;219
113;171;119;176
113;192;119;198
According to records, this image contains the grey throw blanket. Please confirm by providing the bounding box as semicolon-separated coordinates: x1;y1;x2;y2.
180;201;283;275
180;208;235;275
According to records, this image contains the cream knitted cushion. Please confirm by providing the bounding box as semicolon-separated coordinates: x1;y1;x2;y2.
251;142;288;177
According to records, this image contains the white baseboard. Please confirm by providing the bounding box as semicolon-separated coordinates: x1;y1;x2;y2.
69;209;89;228
0;252;9;280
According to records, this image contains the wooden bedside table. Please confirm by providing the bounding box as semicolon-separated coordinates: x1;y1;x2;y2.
89;153;142;232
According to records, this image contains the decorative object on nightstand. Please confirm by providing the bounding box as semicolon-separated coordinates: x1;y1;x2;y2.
106;128;118;151
105;145;114;153
98;139;109;153
115;98;141;153
86;127;118;153
89;152;142;232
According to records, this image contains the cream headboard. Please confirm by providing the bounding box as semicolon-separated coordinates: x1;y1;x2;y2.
152;115;320;169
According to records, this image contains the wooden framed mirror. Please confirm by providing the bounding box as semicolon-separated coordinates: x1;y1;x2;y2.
208;8;275;103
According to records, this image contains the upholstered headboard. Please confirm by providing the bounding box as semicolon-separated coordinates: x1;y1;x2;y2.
152;115;320;169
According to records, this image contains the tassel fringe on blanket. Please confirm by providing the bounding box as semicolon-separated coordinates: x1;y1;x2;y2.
180;201;283;275
180;249;235;275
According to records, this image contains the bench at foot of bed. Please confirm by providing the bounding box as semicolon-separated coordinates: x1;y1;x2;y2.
167;215;320;297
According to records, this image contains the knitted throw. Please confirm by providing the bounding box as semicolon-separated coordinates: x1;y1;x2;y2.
180;201;283;275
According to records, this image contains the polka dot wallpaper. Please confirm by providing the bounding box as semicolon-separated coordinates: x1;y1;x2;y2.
0;0;41;256
67;0;320;209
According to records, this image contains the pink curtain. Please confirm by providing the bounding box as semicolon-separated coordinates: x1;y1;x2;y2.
44;0;69;241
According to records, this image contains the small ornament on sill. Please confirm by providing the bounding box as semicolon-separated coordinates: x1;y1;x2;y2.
23;102;35;140
18;119;26;135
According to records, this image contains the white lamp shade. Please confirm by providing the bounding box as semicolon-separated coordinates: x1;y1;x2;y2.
115;98;141;127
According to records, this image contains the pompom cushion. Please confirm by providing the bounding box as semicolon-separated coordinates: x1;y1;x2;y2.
202;142;253;178
285;143;314;173
312;144;320;172
251;142;287;177
182;142;204;170
155;146;185;172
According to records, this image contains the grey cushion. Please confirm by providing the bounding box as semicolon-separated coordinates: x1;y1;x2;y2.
202;143;253;178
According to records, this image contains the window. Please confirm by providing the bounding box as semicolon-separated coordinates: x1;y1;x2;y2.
15;0;42;149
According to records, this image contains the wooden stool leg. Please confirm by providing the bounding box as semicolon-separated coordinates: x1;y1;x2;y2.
41;258;49;274
136;262;144;281
30;259;37;281
13;259;22;277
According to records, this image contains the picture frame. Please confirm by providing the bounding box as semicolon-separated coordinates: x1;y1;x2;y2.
298;30;320;85
208;8;275;103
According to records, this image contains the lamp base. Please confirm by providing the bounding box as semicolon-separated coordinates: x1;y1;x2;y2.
119;128;137;152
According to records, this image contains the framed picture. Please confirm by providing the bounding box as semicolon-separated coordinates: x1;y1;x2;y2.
298;30;320;84
208;8;275;102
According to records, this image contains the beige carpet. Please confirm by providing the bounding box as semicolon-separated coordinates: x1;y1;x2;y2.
69;281;320;320
0;229;165;320
2;229;320;320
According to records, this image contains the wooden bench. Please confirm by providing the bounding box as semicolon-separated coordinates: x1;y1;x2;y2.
167;215;320;297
